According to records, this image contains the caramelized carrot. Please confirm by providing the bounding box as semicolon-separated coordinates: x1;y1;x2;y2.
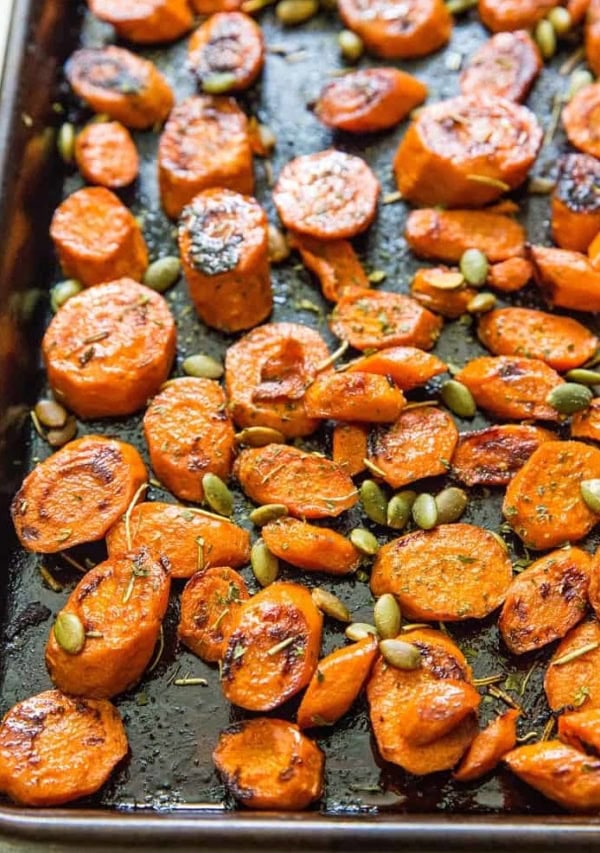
143;377;235;503
332;422;368;477
188;12;264;92
213;718;323;809
572;398;600;442
88;0;193;43
563;83;600;159
570;0;590;24
545;622;600;711
0;690;127;806
43;278;176;419
451;424;554;488
345;346;447;390
11;435;147;553
487;257;533;293
588;550;600;621
74;121;139;189
530;245;600;312
460;31;541;102
454;710;519;782
221;582;322;711
262;517;361;576
405;208;525;263
287;232;370;302
399;680;481;746
552;153;600;252
305;372;405;423
411;267;476;319
478;0;559;31
558;708;600;753
586;0;600;76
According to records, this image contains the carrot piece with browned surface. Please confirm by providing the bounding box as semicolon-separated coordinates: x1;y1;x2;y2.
88;0;193;43
551;154;600;252
66;46;174;129
50;187;148;287
587;0;600;75
330;288;442;351
477;308;598;371
544;621;600;711
460;31;541;102
262;517;361;576
394;95;542;207
454;710;519;782
144;377;235;503
0;690;128;806
188;12;264;92
487;257;533;293
399;680;481;746
178;567;249;662
503;441;600;550
451;424;554;488
158;96;253;220
45;547;170;698
332;422;368;476
11;435;147;553
234;444;358;518
371;524;512;621
273;151;380;240
221;582;322;711
43;279;176;419
530;245;600;312
455;356;563;422
478;0;559;31
563;83;600;159
572;398;600;441
305;372;405;423
559;708;600;754
288;233;370;302
178;189;271;332
106;501;250;578
405;209;525;263
570;0;590;24
191;0;242;10
225;322;330;438
315;68;427;133
213;718;324;810
338;0;451;59
368;406;458;489
411;267;476;319
75;121;139;189
346;346;446;390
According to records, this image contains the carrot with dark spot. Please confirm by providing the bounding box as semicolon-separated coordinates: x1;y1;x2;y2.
345;346;446;390
544;621;600;711
563;82;600;159
487;257;533;293
451;424;554;487
572;398;600;442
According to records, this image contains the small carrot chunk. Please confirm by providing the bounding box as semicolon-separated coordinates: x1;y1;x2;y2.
288;232;370;302
332;422;368;476
451;424;554;488
530;245;600;312
262;517;361;576
460;31;541;102
188;12;264;92
454;710;519;782
572;398;600;442
487;257;533;293
399;680;481;746
552;153;600;252
75;121;139;189
346;346;446;390
411;267;476;319
559;708;600;755
88;0;193;43
405;208;525;263
478;0;559;32
563;82;600;159
570;0;590;24
587;0;600;76
305;372;405;423
544;621;600;711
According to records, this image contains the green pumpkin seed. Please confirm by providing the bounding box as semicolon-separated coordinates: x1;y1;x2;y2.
386;492;414;530
350;528;379;556
345;622;378;641
374;594;402;639
201;72;238;94
251;540;279;587
547;6;571;35
338;29;363;63
276;0;318;25
143;256;181;293
35;399;67;429
568;69;594;100
359;480;388;525
53;611;85;655
182;354;224;380
57;122;75;164
51;279;83;312
249;503;289;526
234;426;286;446
459;249;489;287
379;638;422;670
564;369;600;387
268;224;290;264
528;176;555;195
202;473;234;516
435;487;468;524
412;493;438;530
467;291;497;314
488;530;509;552
47;416;78;448
546;383;593;415
312;587;351;622
441;379;476;418
581;480;600;514
535;19;556;60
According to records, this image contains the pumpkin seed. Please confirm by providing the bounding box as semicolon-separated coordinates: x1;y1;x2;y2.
467;291;497;314
312;587;351;622
345;622;378;641
249;503;289;526
441;379;476;418
564;368;600;386
459;248;489;287
202;473;234;516
251;540;280;586
53;611;85;655
268;224;290;263
412;493;438;530
201;71;238;94
547;6;571;36
338;29;363;63
276;0;318;25
182;354;224;380
568;69;594;100
386;492;414;530
546;383;593;415
581;479;600;514
143;256;181;292
528;176;555;195
435;487;468;524
235;426;286;446
35;399;67;429
350;528;379;556
57;122;75;163
426;270;465;291
535;19;556;60
50;279;82;312
47;416;78;448
374;594;402;639
359;480;388;525
379;638;422;670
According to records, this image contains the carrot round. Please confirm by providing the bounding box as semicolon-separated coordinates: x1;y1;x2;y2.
74;121;139;189
563;83;600;159
221;581;323;711
332;422;368;477
411;267;476;319
0;690;127;806
143;377;235;503
399;680;481;746
188;12;264;92
572;398;600;442
178;567;249;662
558;708;600;754
45;547;170;698
586;0;600;76
305;372;405;423
234;444;358;519
571;0;591;23
262;517;361;576
530;245;600;312
213;718;324;810
478;0;559;31
273;150;379;240
552;153;600;252
11;435;147;553
345;346;446;390
42;278;176;419
371;524;512;621
405;208;525;263
451;424;554;488
544;621;600;711
487;257;533;293
460;31;541;102
454;710;519;782
288;233;370;302
88;0;193;43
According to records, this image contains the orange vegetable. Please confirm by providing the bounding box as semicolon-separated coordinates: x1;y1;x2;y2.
589;550;600;620
454;710;519;782
332;422;368;476
305;372;405;423
288;232;370;302
405;208;525;263
559;708;600;755
563;82;600;158
460;31;541;102
411;267;476;319
544;621;600;711
586;0;600;76
262;517;361;576
188;12;264;92
451;424;554;488
572;398;600;441
399;680;481;746
478;0;559;31
191;0;242;11
345;346;446;390
589;231;600;269
552;153;600;252
530;245;600;312
570;0;590;24
74;121;139;188
487;257;533;293
88;0;193;43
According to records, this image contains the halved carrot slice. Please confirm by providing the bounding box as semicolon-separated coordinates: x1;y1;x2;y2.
487;257;533;293
454;710;519;782
544;621;600;711
75;121;139;189
563;82;600;159
288;232;370;302
460;31;541;102
552;153;600;252
558;708;600;753
262;517;361;576
399;680;481;745
405;208;525;263
332;422;368;477
345;346;446;390
305;372;405;423
530;245;600;312
478;0;559;31
572;398;600;441
188;12;264;92
451;424;554;487
88;0;193;43
411;267;476;319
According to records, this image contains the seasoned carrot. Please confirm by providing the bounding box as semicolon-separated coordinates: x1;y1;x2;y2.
455;356;563;422
563;83;600;159
572;399;600;442
399;680;481;746
106;501;250;578
405;208;525;263
394;95;542;207
262;518;361;576
558;708;600;753
46;547;170;698
477;307;598;371
451;425;554;488
570;0;590;24
460;31;541;102
330;288;442;352
43;279;176;419
221;582;322;711
273;151;380;240
178;188;271;332
367;406;458;489
188;12;264;92
144;377;235;503
88;0;193;43
66;46;174;129
74;121;139;189
530;245;600;312
178;567;249;662
545;622;600;711
315;68;427;133
345;346;446;390
234;444;358;519
50;187;148;287
11;435;147;553
411;267;476;319
503;441;600;550
478;0;559;31
0;690;127;807
454;710;519;782
371;524;512;621
297;637;378;729
487;257;533;293
213;718;324;810
305;372;405;423
332;422;368;477
287;232;369;302
225;322;330;438
551;153;600;252
587;0;600;75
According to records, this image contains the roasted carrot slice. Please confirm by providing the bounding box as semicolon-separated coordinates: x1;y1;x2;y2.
337;0;452;59
106;501;250;578
273;150;379;240
332;422;368;477
11;435;147;553
394;95;542;207
368;406;458;489
144;377;235;504
315;68;427;133
451;424;554;488
405;208;525;263
345;346;446;390
287;232;370;302
572;398;600;442
88;0;193;43
234;444;358;519
563;83;600;159
178;567;249;662
66;46;174;129
477;307;598;372
0;690;127;807
43;279;176;419
530;245;600;312
454;710;519;782
545;622;600;711
330;288;442;352
158;95;253;219
586;0;600;76
559;708;600;753
74;121;139;189
225;322;330;438
221;582;323;711
45;547;170;698
213;718;324;810
411;267;476;319
50;187;148;287
188;12;264;92
503;441;600;550
178;188;271;332
455;356;563;422
487;257;533;293
460;31;541;102
371;524;512;621
478;0;559;31
499;548;591;655
297;637;378;729
262;518;361;576
305;372;405;423
551;153;600;252
399;680;481;746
